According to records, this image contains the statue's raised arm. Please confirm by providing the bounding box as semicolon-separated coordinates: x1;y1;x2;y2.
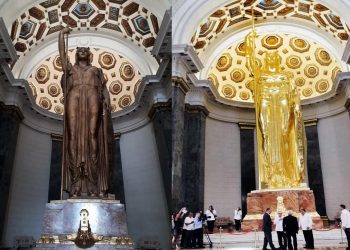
245;30;259;77
58;27;72;72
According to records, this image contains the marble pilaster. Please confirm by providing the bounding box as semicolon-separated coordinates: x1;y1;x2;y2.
182;104;208;212
111;133;125;204
305;120;327;216
239;123;256;217
0;103;23;242
48;134;62;201
149;102;172;211
171;77;189;211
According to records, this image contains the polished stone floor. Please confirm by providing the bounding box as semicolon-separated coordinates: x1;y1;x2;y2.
179;229;349;249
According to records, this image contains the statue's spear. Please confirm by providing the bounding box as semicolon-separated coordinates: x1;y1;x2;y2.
60;24;69;200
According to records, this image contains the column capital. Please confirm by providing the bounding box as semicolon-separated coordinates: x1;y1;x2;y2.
51;134;63;141
172;76;190;94
304;119;318;127
114;133;121;140
185;104;209;117
0;102;24;120
238;122;255;130
148;101;171;119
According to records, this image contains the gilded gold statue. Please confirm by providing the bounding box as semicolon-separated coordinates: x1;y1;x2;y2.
59;27;114;197
244;20;307;189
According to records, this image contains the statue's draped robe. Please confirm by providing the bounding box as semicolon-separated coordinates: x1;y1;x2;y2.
61;63;113;195
255;72;307;189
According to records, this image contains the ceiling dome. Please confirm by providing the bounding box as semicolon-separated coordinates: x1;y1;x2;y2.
208;33;341;103
28;48;142;114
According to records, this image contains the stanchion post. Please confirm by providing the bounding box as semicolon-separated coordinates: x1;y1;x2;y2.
339;223;346;245
217;226;224;249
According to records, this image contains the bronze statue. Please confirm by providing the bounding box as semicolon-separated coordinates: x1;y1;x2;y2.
245;19;307;189
59;27;114;197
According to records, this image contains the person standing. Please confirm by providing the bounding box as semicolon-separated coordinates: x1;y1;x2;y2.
340;204;350;250
193;211;204;248
262;208;276;250
234;207;242;232
274;211;286;249
183;212;195;248
299;208;314;249
205;205;217;234
283;210;299;250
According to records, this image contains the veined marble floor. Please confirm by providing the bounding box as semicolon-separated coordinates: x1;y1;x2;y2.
179;229;349;249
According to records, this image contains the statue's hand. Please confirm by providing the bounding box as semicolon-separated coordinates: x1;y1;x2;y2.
61;26;72;34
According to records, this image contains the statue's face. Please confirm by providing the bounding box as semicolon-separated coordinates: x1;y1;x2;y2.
76;47;90;61
264;51;281;69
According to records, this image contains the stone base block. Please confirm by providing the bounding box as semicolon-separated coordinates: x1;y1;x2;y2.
242;188;323;231
35;199;134;249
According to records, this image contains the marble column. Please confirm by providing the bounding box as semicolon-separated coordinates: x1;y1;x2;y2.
239;123;256;216
305;120;327;216
111;133;125;204
182;105;208;212
149;102;172;211
48;134;62;201
0;103;23;242
172;77;189;211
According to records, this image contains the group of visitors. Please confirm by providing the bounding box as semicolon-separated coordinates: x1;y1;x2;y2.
171;205;217;249
263;207;314;250
172;203;350;250
263;204;350;250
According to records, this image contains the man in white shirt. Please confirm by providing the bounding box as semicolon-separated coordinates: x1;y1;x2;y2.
234;207;242;232
299;208;314;249
340;204;350;249
274;211;286;249
205;205;217;233
184;212;195;248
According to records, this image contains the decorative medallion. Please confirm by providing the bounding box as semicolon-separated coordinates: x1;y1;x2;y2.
302;88;313;97
286;55;302;69
208;74;219;88
118;94;132;108
120;62;135;81
133;79;141;96
315;79;329;93
53;55;63;71
235;42;246;56
295;77;305;87
304;64;319;78
48;83;61;97
315;48;332;66
230;68;245;83
222;84;236;98
216;53;232;72
246;80;254;92
39;96;52;110
290;37;311;53
35;65;50;84
98;52;117;70
54;105;63;114
109;81;123;95
262;35;283;49
239;91;250;100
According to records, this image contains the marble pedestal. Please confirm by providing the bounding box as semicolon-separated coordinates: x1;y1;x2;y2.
241;188;323;231
35;199;134;249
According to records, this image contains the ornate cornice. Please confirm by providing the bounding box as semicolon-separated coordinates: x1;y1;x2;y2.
148;101;171;119
0;102;24;120
238;122;255;130
185;104;209;117
304;119;318;127
172;76;190;94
